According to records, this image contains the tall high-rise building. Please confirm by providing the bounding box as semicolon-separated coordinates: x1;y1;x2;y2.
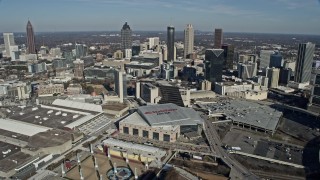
260;50;274;69
73;59;84;79
279;68;292;85
3;33;15;57
184;24;194;58
214;28;223;49
266;68;280;88
125;49;132;59
114;69;127;103
121;22;132;51
294;42;315;83
149;37;160;49
221;44;234;69
26;20;36;54
270;52;282;68
75;44;87;58
9;46;20;61
205;49;225;85
309;69;320;112
167;26;175;61
237;62;257;80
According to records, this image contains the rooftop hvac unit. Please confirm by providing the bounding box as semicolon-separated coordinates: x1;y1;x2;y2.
73;115;79;119
55;111;61;115
47;110;53;114
32;107;38;111
62;113;67;117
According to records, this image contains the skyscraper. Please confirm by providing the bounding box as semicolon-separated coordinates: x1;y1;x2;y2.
75;44;87;58
73;59;84;79
167;26;175;61
267;68;280;88
114;69;127;103
149;37;160;49
214;28;223;49
121;22;132;52
270;52;283;68
237;62;257;80
184;24;194;58
3;33;15;57
26;20;36;54
221;44;234;69
294;42;315;83
259;50;274;69
309;69;320;112
205;49;225;86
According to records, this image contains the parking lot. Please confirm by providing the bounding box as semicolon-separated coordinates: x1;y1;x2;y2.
222;129;303;165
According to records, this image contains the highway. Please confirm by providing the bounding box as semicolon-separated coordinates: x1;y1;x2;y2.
202;114;259;180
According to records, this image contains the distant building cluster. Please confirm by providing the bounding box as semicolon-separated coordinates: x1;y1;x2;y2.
0;18;319;180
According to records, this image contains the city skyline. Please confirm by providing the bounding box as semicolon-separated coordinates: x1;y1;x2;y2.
0;0;320;35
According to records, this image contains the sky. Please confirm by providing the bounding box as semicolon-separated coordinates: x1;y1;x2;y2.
0;0;319;34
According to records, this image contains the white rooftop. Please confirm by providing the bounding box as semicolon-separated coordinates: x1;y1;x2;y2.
0;118;51;136
52;99;102;113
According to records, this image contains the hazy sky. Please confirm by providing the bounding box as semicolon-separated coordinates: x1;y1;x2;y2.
0;0;320;34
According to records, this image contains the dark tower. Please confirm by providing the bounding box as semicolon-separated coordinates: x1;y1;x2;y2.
214;28;223;49
167;26;175;61
26;20;36;54
205;49;225;86
120;22;132;52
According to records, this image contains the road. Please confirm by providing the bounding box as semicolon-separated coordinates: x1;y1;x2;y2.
202;114;259;180
251;170;305;180
115;133;212;154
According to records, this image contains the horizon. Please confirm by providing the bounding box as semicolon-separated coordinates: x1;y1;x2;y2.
2;30;320;36
0;0;319;35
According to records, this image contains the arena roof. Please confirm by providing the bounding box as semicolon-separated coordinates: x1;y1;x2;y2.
52;99;103;113
137;103;203;127
0;118;51;136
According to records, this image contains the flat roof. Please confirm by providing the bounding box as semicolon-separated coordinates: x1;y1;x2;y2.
0;118;51;136
52;99;103;113
0;151;32;173
0;142;20;161
103;138;166;156
205;98;282;131
7;106;85;129
138;103;203;127
102;103;129;111
0;129;30;142
27;129;71;148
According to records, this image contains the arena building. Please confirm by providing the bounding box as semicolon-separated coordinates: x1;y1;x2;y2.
119;103;203;142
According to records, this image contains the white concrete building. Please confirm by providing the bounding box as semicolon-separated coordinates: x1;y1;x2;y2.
3;33;15;57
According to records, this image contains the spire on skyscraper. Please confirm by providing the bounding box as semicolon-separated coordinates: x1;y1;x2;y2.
26;20;36;54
